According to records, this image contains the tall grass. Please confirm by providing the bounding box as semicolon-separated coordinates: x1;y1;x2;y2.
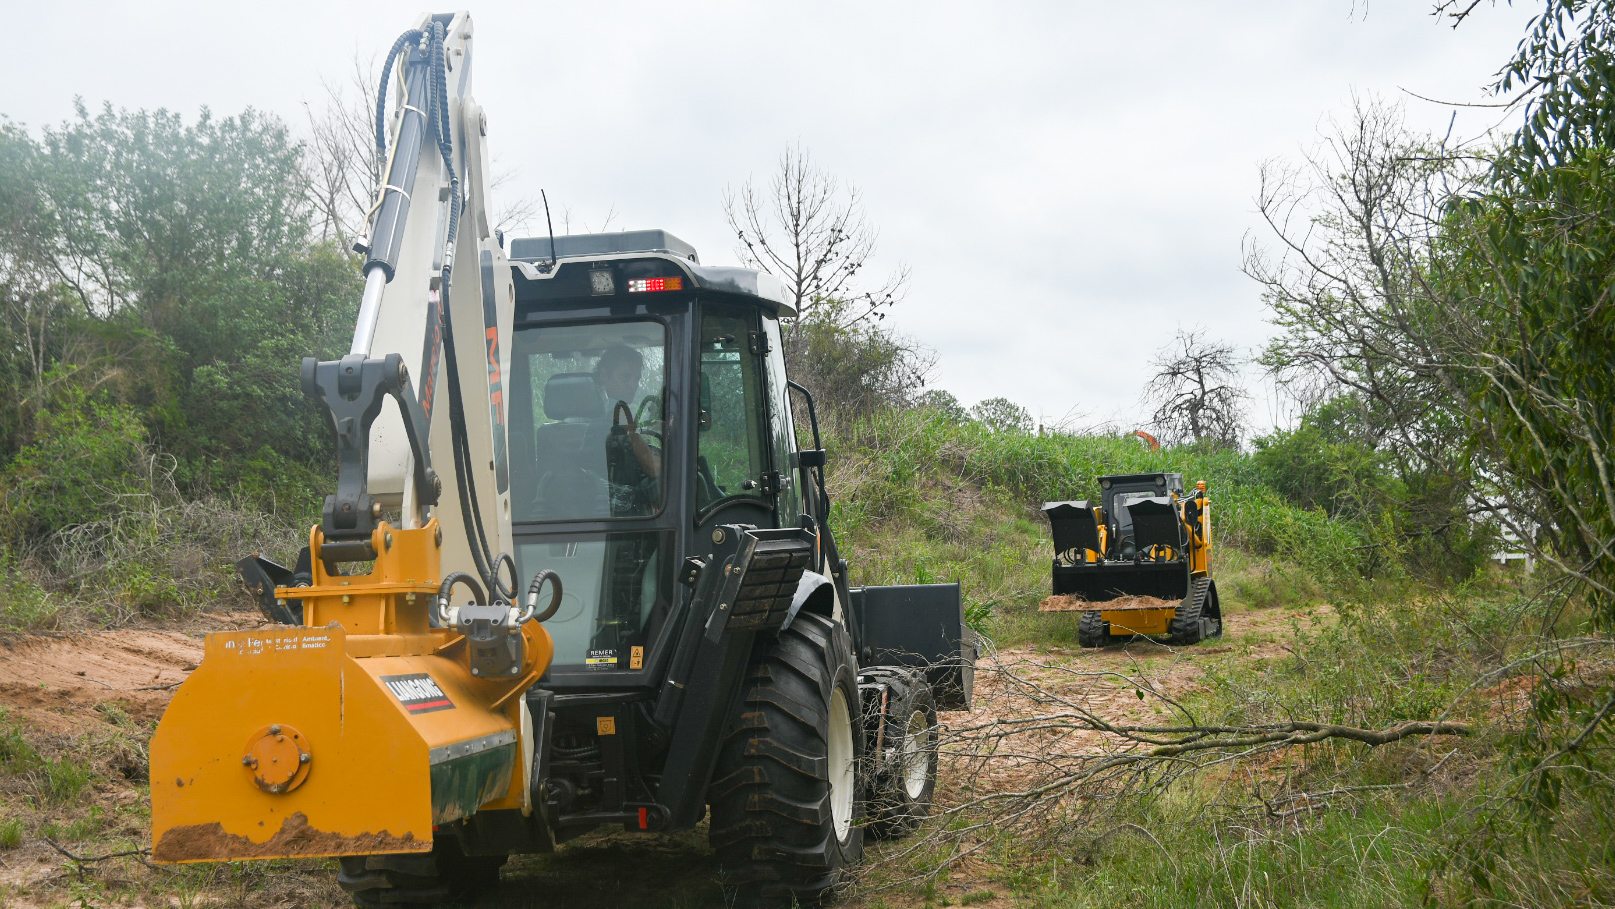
0;453;308;630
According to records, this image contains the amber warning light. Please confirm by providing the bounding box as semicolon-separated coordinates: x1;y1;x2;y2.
627;277;683;293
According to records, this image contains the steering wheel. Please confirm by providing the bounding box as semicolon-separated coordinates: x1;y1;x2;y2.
612;401;662;478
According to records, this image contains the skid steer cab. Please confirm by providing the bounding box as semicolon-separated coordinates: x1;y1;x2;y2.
1038;472;1222;647
151;228;974;907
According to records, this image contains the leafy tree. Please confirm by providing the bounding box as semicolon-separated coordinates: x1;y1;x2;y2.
1253;1;1615;846
916;389;969;422
782;298;933;427
971;397;1032;434
0;103;359;516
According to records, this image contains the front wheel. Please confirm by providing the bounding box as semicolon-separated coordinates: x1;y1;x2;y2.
861;667;938;838
709;613;864;906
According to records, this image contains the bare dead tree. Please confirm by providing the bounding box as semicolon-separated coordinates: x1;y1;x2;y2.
1144;329;1247;447
725;144;909;325
300;55;382;248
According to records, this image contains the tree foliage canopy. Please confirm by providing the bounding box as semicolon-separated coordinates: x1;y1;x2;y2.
0;103;358;532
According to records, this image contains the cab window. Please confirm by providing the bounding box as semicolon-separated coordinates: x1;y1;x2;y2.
696;305;767;514
510;320;668;521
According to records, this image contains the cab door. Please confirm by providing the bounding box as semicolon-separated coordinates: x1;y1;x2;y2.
759;314;801;527
694;301;775;533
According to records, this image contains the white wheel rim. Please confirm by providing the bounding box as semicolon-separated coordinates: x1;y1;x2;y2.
827;687;854;840
901;709;931;800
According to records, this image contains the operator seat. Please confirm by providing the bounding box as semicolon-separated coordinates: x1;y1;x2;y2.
530;373;608;519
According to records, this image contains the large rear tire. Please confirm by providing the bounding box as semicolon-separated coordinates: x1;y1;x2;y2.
709;613;864;906
860;667;937;839
337;837;504;906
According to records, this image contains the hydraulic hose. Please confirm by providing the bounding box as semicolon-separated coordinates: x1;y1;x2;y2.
435;571;486;625
367;22;518;608
375;29;425;158
522;569;563;623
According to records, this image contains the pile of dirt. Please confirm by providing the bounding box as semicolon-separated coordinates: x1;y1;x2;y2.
1037;593;1180;612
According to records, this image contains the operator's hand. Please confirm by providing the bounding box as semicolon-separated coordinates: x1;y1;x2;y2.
612;401;661;479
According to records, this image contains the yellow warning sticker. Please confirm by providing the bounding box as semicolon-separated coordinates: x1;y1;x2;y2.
596;716;616;735
630;646;644;670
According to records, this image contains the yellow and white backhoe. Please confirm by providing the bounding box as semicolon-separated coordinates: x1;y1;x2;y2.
149;12;973;906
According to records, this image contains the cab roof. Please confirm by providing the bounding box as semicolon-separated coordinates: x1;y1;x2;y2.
508;229;792;316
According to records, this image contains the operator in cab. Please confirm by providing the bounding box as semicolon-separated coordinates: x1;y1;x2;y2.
595;344;661;516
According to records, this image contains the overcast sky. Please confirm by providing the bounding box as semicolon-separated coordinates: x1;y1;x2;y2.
4;1;1537;434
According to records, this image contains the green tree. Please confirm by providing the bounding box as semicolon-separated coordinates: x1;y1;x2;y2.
971;397;1032;434
0;104;359;509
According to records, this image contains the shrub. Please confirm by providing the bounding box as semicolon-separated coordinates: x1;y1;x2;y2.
0;385;148;545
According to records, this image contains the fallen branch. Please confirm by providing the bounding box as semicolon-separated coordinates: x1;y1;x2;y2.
1143;720;1473;756
41;838;150;864
41;837;168;876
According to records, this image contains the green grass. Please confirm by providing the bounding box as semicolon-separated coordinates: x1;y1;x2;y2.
0;815;21;848
42;755;93;804
812;409;1609;907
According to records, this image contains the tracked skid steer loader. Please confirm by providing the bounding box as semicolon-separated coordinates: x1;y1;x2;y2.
1039;473;1222;648
149;12;973;907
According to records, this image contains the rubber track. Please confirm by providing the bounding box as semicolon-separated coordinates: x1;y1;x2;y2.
709;613;863;906
1077;610;1111;648
1168;578;1218;645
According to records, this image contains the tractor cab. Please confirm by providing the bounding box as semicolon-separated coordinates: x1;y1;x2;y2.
504;230;829;691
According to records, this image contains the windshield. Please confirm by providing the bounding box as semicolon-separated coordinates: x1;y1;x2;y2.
518;531;670;672
510;320;668;522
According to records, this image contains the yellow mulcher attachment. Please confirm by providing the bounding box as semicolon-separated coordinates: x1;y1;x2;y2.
150;520;553;861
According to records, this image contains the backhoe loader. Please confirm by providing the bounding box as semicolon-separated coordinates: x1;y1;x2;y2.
149;12;972;906
1039;473;1221;647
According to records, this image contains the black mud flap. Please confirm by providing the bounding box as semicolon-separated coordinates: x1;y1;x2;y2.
853;584;974;710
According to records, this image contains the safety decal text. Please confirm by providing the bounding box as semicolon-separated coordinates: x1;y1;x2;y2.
381;673;455;714
585;649;618;670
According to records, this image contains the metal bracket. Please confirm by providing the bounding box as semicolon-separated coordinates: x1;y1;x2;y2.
301;352;441;558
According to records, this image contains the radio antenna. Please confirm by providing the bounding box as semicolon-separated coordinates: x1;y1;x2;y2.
541;189;558;273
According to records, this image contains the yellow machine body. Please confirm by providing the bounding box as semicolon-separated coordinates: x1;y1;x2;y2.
150;521;553;862
1100;607;1174;636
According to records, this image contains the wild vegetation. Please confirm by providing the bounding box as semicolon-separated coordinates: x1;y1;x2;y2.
0;1;1611;906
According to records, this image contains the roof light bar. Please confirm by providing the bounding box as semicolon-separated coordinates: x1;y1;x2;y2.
626;276;683;293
